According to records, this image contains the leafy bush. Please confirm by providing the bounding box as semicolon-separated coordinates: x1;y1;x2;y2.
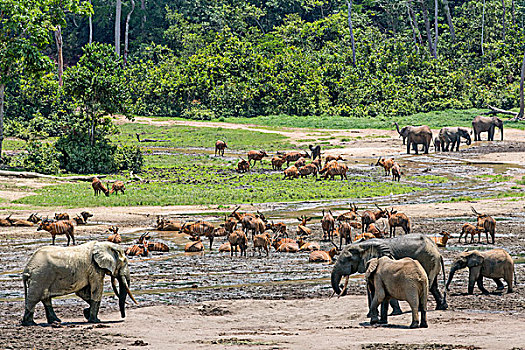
114;145;144;173
182;105;216;120
22;141;61;175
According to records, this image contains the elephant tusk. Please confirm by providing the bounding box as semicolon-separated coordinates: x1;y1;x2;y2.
338;275;350;298
111;276;119;298
125;283;138;304
328;291;336;300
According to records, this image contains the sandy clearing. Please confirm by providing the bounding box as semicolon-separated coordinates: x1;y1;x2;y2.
83;297;525;350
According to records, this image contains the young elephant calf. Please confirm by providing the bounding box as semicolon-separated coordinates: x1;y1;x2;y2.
366;256;429;328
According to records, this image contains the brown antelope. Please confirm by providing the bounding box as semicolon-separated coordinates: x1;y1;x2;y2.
107;226;122;243
54;213;70;221
337;203;360;222
185;240;204;252
181;221;216;249
0;215;12;227
253;232;271;256
361;204;388;233
213;227;228;238
92;177;109;196
156;217;183;231
283;151;310;167
276;241;299;253
37;219;75;246
271;155;286;170
247;150;269;167
283;165;300;179
228;206;254;221
321;209;335;241
386;208;410;237
272;237;295;250
269;221;287;235
296;215;312;236
8;217;34;227
298;164;318;178
127;233;150;256
391;162;401;181
471;207;496;244
242;214;267;240
431;231;451;247
297;238;320;251
458;223;482;244
294;157;307;169
27;213;41;224
228;229;248;257
376;157;395;176
74;211;93;225
337;221;353;249
215;140;227;156
309;247;337;263
110;181;126;195
367;222;386;238
320;160;348;180
222;216;238;233
353;232;376;241
312;158;322;170
148;242;170;252
325;155;344;164
219;241;238;252
237;158;250;173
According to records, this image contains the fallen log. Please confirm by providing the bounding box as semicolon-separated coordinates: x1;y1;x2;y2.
485;105;519;117
136;133;169;142
0;170;106;182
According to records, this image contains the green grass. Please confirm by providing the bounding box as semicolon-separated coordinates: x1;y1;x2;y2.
475;174;512;182
406;175;449;184
516;176;525;185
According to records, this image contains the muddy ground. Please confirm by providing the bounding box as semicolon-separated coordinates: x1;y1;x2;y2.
0;122;524;349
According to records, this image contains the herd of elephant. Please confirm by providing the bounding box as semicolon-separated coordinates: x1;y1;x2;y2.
395;115;504;154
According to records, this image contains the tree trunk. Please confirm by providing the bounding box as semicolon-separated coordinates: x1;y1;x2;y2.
442;0;455;41
518;49;525;119
511;0;515;26
88;0;93;44
434;0;438;58
346;0;356;66
481;0;485;57
0;84;4;161
124;0;135;65
410;4;423;45
407;4;420;53
501;0;506;41
115;0;122;55
420;0;436;58
140;0;146;29
54;25;64;87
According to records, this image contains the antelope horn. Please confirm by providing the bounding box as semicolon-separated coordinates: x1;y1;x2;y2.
374;204;381;210
470;206;480;216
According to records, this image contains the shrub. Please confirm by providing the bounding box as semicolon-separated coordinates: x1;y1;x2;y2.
114;145;144;172
22;141;61;174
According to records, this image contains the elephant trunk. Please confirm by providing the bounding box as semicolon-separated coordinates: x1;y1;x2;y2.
445;265;458;291
394;122;401;135
331;268;343;295
118;276;128;318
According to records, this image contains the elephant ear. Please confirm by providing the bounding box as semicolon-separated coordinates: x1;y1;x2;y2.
365;258;379;279
93;242;121;275
467;252;484;267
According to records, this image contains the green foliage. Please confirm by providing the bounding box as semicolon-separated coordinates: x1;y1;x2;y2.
114;145;144;173
22;141;61;175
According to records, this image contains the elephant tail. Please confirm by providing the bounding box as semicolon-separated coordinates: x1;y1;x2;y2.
440;255;446;287
22;272;30;300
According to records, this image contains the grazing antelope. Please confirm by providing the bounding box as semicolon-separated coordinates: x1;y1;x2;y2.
309;247;337;263
185;240;204;252
471;207;496;244
298;164;318;178
215;140;227;156
283;151;310;167
54;213;69;221
337;221;353;249
386;208;410;237
296;215;313;236
27;213;41;224
92;177;109;196
320;160;348;180
431;231;451;247
283;165;300;179
325;155;344;164
309;144;321;160
237;158;250;173
107;226;122;243
337;203;360;222
297;238;320;251
110;181;126;195
376;157;395;176
312;158;322;170
361;204;388;233
391;161;401;182
228;229;248;257
294;157;307;169
321;209;335;241
37;219;75;246
271;155;286;170
181;221;216;249
458;223;482;244
247;150;269;167
253;232;271;256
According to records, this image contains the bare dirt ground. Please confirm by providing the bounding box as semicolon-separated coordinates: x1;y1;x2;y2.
1;119;525;349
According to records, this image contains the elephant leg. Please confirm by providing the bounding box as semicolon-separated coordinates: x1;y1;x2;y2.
22;298;39;326
407;142;411;154
76;285;92;320
430;278;447;310
379;298;390;324
455;139;460;151
67;234;70;246
493;278;505;290
407;297;420;328
389;299;402;315
209;236;214;250
88;300;101;323
42;298;61;324
467;270;477;294
505;273;514;293
477;276;490;295
369;289;384;324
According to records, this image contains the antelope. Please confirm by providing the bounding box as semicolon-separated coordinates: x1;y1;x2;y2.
222;216;238;233
298;164;318;178
92;177;109;196
0;215;12;227
228;229;248;257
376;157;395;176
276;241;299;253
215;140;227;156
367;222;386;238
237;158;250;173
354;232;376;241
296;215;312;236
391;162;401;182
79;211;93;223
185;240;204;252
325;155;344;164
126;233;150;256
110;181;126;195
37;219;75;246
294;157;307;169
320;160;348;180
386;208;410;237
283;165;299;179
272;237;295;250
54;213;69;221
219;242;238;252
148;241;170;252
361;204;388;233
269;221;287;235
282;151;310;166
8;217;34;227
321;209;335;241
253;232;271;256
458;223;482;244
247;150;269;167
308;145;321;160
107;226;122;244
27;213;41;224
228;206;255;222
297;238;320;251
213;227;228;238
337;203;360;222
309;247;337;263
156;217;182;231
312;158;322;170
181;221;216;249
243;214;267;240
471;207;496;244
337;221;353;249
271;156;286;170
431;231;451;247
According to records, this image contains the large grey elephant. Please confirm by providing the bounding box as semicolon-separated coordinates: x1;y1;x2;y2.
395;122;432;154
472;115;503;141
331;234;447;312
22;241;137;326
446;249;514;295
438;127;472;152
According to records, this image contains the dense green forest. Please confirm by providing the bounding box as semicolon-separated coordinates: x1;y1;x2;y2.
1;0;525;173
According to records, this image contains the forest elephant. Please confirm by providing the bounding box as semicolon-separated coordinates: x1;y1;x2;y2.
22;241;137;326
433;137;441;152
331;234;447;316
366;257;429;328
446;249;514;295
438;127;472;152
395;122;432;154
472;115;503;141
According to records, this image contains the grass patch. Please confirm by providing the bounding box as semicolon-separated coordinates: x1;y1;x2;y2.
406;175;449;184
516;176;525;185
475;174;512;182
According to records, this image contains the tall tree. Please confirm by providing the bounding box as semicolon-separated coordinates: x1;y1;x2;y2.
88;0;93;43
420;0;436;58
115;0;122;55
442;0;455;41
124;0;135;64
407;4;420;53
55;25;64;86
511;0;516;26
346;0;356;66
434;0;438;57
518;49;525;120
481;0;486;57
501;0;506;41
